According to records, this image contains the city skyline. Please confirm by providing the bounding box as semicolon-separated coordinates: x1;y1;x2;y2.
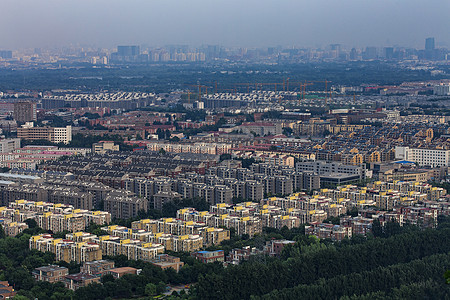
1;0;449;49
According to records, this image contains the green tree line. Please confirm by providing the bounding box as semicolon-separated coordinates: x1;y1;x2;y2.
257;252;450;299
193;227;450;299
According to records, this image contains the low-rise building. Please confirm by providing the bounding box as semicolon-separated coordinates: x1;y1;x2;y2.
305;223;352;241
17;122;72;144
106;267;139;279
64;273;100;291
264;240;295;256
0;281;16;299
32;265;69;283
92;141;120;154
192;250;225;263
149;254;184;272
80;260;115;277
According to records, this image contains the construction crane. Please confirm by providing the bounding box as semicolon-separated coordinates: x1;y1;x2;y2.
304;80;331;105
187;84;210;101
187;91;192;104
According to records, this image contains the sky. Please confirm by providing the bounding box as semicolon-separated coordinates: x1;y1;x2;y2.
1;0;449;50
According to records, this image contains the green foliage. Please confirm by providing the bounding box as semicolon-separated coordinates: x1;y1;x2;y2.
259;253;450;299
85;222;109;236
22;133;135;151
0;225;5;239
56;260;81;274
236;157;256;169
0;167;11;173
51;230;71;239
219;153;232;161
145;282;157;296
193;227;450;299
0;235;55;294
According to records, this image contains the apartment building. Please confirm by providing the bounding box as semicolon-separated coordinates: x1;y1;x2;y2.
0;138;21;153
146;142;231;155
103;190;148;219
13;101;37;123
30;235;102;263
7;199;110;226
0;220;28;236
93;235;165;261
238;122;282;136
296;161;368;179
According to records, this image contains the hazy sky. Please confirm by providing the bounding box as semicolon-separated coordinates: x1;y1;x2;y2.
1;0;449;49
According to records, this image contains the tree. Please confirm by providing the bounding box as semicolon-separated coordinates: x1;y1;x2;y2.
156;128;165;139
282;127;293;136
157;282;167;294
0;225;6;239
101;274;115;284
220;153;232;161
145;283;157;296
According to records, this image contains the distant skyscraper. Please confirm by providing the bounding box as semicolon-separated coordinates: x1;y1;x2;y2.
349;48;358;60
117;46;140;56
425;37;435;50
363;47;378;60
330;44;341;52
384;47;394;59
0;50;12;59
111;46;141;63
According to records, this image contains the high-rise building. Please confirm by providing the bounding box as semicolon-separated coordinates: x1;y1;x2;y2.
425;37;435;50
13;101;37;123
330;44;341;57
384;47;394;59
117;46;140;56
363;47;378;60
0;50;12;59
349;48;358;60
111;46;141;63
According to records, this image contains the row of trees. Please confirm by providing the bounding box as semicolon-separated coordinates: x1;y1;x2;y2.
193;225;450;299
258;252;450;299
